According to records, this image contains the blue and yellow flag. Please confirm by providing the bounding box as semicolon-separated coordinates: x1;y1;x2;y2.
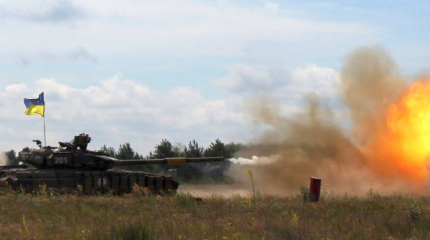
24;92;45;117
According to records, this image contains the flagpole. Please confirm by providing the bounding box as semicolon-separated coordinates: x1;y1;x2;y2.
43;116;46;147
43;93;46;147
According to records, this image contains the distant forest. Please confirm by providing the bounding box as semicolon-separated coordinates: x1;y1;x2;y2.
4;139;242;184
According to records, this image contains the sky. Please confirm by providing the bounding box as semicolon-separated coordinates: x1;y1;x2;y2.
0;0;428;155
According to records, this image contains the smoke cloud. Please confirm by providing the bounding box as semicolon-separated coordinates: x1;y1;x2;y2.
228;46;428;195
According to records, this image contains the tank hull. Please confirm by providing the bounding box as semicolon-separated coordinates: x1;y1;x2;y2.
0;169;179;194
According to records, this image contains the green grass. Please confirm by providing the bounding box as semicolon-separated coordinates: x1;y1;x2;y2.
0;187;429;239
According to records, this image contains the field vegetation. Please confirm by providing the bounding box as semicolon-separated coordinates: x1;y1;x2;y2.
0;186;429;240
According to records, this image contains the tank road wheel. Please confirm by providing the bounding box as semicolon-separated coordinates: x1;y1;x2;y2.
97;176;110;193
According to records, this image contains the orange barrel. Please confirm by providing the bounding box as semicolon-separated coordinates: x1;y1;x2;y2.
309;177;321;202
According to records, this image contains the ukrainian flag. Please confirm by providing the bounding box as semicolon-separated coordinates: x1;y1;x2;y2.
24;92;45;117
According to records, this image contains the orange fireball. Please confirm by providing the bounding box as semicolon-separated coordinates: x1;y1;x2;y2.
369;80;430;184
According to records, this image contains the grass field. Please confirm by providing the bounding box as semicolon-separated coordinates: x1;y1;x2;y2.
0;186;429;240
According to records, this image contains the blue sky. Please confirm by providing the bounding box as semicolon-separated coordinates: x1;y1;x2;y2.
0;0;428;155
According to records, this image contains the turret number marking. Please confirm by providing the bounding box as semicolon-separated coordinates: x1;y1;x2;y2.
54;157;68;164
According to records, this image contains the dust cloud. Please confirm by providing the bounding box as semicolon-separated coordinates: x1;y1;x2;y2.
227;46;429;195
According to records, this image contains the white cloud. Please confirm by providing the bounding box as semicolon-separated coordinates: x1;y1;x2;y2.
216;64;280;93
217;63;340;97
5;83;28;93
289;64;341;95
29;76;244;127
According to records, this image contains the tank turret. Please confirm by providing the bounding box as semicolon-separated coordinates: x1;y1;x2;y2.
0;133;225;194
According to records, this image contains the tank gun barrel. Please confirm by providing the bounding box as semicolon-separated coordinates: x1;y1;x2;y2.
113;157;224;166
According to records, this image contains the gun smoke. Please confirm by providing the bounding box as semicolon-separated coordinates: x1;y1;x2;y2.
227;46;430;195
228;155;280;165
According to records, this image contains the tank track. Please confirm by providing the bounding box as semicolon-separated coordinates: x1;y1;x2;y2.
0;169;179;194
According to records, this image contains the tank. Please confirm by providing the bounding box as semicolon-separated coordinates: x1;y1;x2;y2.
0;133;224;194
